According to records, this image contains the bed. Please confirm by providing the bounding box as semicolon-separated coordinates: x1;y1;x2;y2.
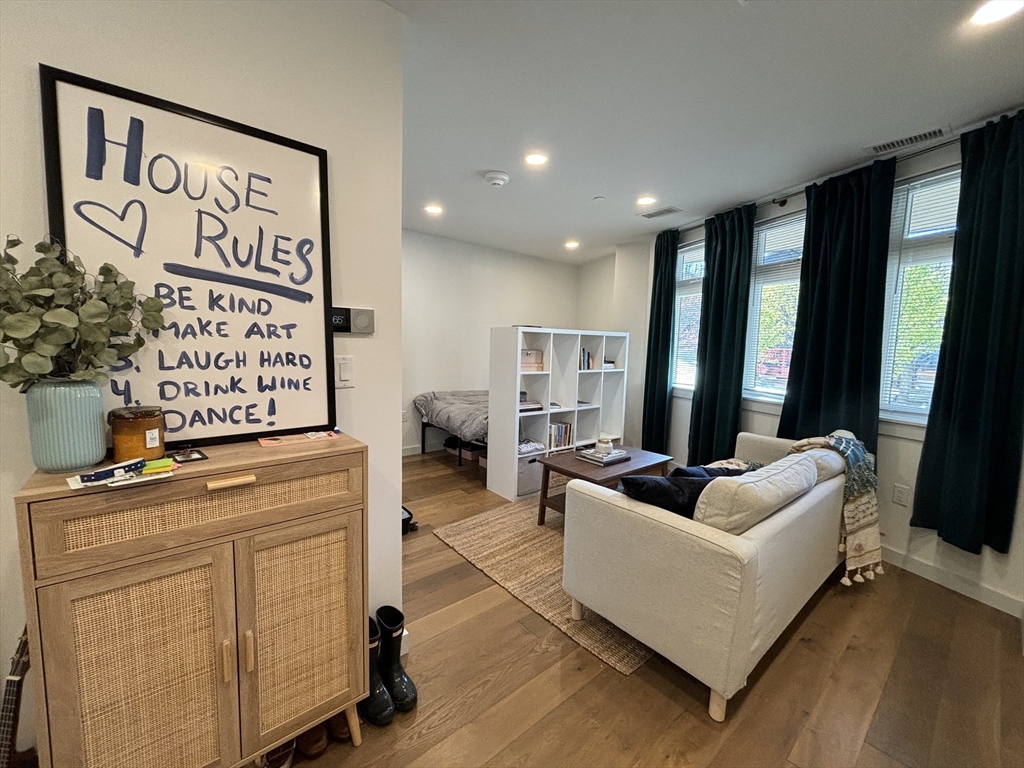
413;390;488;464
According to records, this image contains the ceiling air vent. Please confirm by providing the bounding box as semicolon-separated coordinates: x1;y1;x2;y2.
865;126;952;156
640;206;682;219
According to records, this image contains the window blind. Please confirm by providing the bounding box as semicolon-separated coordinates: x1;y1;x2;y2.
743;214;805;397
673;241;705;388
880;169;960;416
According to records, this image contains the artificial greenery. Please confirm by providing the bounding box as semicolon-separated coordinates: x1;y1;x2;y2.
0;236;164;391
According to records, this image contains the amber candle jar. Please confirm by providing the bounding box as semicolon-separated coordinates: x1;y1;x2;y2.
109;406;166;463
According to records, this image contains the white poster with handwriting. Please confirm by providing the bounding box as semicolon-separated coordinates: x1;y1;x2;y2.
44;68;334;444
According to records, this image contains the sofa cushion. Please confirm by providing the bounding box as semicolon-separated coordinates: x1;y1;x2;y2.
693;454;818;534
801;447;845;483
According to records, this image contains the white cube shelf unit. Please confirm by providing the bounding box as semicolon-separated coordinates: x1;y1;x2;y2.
487;327;629;501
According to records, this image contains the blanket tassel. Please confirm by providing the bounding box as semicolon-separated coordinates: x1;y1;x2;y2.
841;571;853;587
853;567;865;583
874;563;885;575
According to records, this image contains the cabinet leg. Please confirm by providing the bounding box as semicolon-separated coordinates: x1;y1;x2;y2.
345;705;362;747
709;690;727;722
571;597;583;620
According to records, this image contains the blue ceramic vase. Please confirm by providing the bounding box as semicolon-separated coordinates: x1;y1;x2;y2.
25;379;106;473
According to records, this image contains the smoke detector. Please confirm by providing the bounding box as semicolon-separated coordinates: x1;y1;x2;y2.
484;171;510;187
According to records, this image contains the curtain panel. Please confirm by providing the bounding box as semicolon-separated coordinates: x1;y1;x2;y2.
641;228;680;454
777;158;896;453
912;110;1024;554
687;203;755;465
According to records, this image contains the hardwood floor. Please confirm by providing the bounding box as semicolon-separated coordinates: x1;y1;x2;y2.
307;450;1024;768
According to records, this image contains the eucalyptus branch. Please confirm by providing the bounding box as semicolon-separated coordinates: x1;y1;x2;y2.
0;236;164;392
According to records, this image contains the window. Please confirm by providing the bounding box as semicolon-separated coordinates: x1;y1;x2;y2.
743;214;805;398
673;242;705;388
880;170;959;417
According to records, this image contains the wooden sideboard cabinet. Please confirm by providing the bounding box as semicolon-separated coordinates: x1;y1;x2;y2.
15;436;369;768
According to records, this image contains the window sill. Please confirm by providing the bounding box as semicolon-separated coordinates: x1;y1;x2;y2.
741;396;784;416
672;386;694;400
878;415;926;442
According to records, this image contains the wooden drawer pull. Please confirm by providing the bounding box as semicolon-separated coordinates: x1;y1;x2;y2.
207;474;257;492
222;639;233;683
244;630;255;673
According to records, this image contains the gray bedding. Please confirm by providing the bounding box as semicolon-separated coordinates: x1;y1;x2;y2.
413;390;488;443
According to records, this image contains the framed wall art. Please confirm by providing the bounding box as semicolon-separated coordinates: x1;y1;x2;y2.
40;64;336;446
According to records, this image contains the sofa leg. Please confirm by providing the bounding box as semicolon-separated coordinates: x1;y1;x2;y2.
570;598;583;620
708;690;727;722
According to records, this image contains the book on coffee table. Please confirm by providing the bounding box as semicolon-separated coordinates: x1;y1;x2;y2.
577;448;631;467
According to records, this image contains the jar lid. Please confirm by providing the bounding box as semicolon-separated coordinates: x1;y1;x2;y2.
109;406;163;420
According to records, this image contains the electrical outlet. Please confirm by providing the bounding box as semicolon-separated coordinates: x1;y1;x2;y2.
892;483;911;507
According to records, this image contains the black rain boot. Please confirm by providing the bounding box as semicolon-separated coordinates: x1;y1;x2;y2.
376;605;418;712
357;617;395;726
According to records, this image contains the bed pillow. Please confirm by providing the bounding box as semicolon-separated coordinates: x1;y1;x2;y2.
620;475;716;519
693;453;818;534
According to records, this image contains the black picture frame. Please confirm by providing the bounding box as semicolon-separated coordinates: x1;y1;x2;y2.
39;64;336;449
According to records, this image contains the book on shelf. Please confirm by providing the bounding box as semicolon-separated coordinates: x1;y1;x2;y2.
548;421;573;449
580;347;598;371
519;402;543;412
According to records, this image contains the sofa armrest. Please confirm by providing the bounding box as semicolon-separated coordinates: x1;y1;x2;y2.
738;474;845;672
562;480;758;698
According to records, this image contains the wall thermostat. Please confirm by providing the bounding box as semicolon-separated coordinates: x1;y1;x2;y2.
330;307;375;334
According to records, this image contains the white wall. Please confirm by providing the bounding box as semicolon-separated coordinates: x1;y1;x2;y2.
573;240;655;447
0;0;403;748
402;231;579;452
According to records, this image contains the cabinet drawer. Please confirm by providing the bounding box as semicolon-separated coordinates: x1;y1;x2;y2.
31;452;364;579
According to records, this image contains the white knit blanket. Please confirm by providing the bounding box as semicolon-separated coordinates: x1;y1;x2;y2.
789;434;884;585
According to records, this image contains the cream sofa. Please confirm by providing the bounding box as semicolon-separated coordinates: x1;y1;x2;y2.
561;433;844;721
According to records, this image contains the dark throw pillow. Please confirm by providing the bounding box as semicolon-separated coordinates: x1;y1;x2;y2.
668;466;751;479
620;475;715;519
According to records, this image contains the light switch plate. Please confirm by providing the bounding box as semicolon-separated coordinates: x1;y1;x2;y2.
335;355;354;389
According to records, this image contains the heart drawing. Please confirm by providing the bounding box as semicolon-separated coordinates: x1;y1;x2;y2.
72;198;147;258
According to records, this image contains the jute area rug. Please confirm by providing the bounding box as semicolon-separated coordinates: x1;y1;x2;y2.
433;495;652;675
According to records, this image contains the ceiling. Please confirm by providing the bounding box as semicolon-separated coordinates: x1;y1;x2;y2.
393;0;1024;264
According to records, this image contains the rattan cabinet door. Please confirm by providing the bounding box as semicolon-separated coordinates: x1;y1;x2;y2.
36;544;241;768
234;510;365;757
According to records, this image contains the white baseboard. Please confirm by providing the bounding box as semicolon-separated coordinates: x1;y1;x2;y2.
882;545;1024;618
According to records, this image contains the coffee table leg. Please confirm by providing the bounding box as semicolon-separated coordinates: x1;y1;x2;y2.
538;466;550;525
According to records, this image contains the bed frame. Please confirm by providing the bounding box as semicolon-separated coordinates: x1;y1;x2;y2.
420;420;475;466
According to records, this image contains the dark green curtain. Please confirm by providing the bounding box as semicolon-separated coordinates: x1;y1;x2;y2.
641;228;680;453
911;110;1024;555
687;203;755;465
777;158;896;453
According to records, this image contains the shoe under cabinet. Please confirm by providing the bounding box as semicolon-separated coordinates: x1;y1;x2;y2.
15;437;369;768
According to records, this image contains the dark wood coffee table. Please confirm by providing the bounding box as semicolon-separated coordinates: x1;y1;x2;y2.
536;446;672;525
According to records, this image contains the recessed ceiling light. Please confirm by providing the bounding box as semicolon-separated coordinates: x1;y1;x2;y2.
593;196;606;201
424;204;444;216
637;195;657;206
565;240;580;250
972;0;1023;24
524;153;548;166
